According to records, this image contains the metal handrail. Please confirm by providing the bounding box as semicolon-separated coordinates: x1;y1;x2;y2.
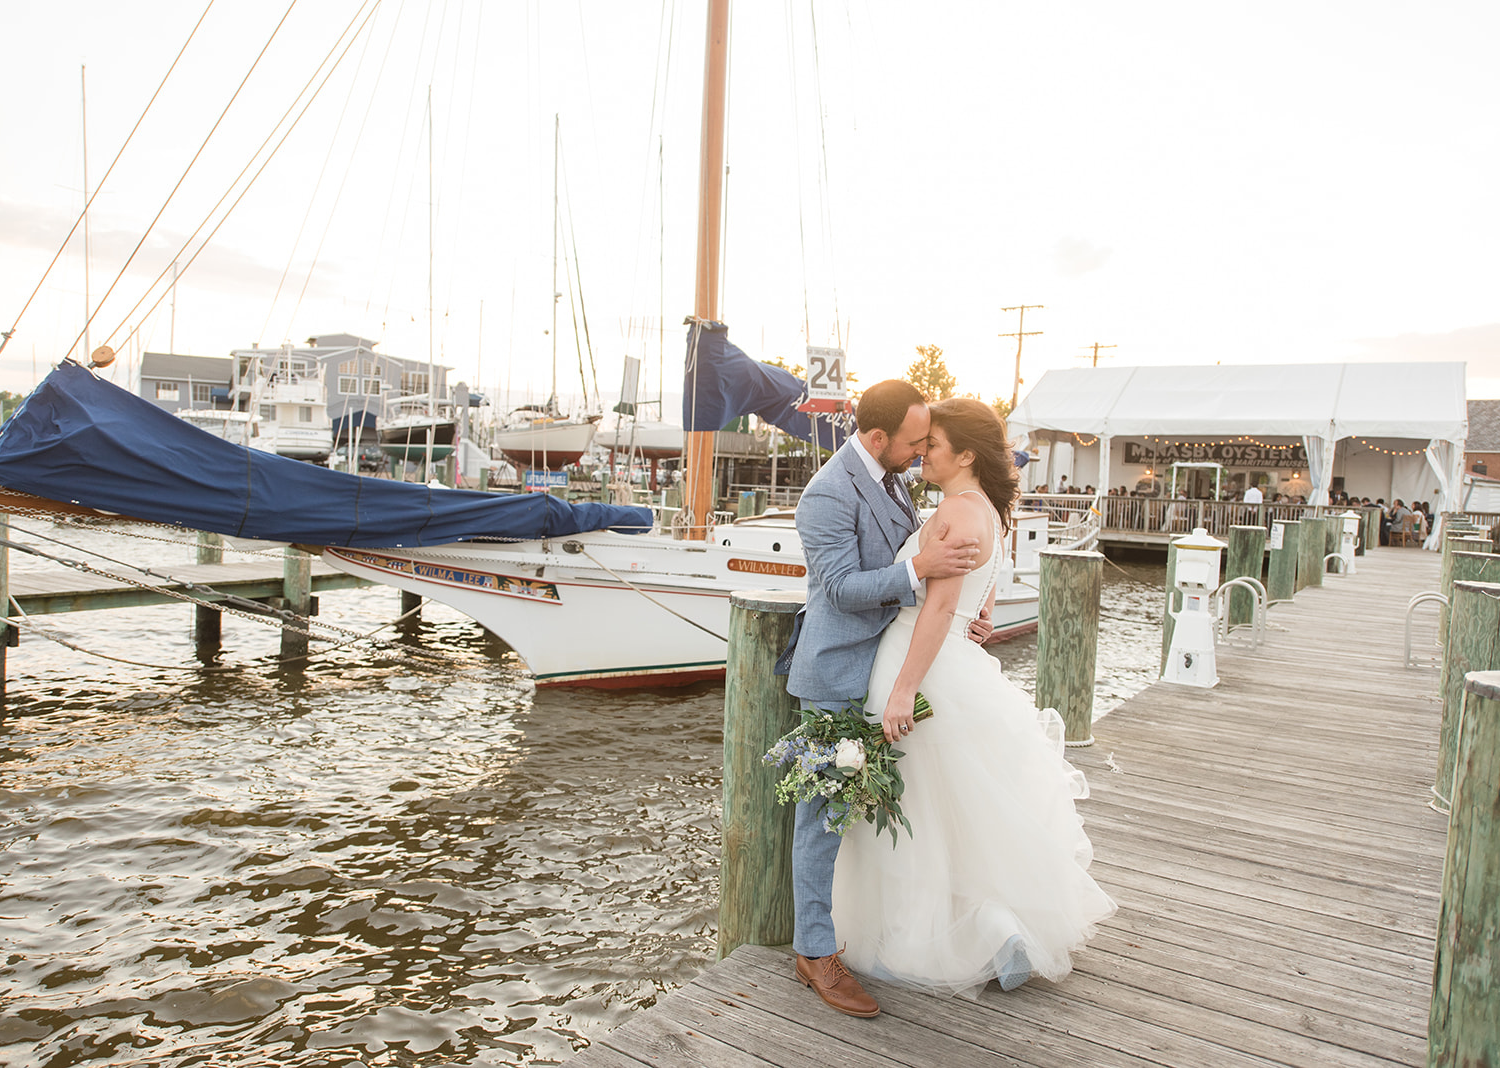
1404;591;1448;668
1211;576;1267;648
1323;552;1349;574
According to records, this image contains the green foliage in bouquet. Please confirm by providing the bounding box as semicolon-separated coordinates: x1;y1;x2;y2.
763;693;933;845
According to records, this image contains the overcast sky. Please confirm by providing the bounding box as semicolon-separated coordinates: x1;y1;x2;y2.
3;1;1497;412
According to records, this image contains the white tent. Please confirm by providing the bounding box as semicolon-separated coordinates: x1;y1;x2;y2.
1008;362;1468;548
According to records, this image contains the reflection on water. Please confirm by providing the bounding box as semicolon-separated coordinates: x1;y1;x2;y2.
0;522;1164;1067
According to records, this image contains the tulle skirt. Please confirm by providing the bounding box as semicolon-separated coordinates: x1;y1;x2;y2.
831;613;1117;998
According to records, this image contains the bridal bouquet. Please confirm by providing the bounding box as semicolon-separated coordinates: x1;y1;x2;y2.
763;694;933;844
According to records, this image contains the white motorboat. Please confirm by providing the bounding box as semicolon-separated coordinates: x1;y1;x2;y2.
228;346;334;462
174;407;268;450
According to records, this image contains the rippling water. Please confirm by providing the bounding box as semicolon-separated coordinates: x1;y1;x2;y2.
0;521;1163;1067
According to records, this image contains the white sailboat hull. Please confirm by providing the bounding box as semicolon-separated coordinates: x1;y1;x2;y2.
321;515;1040;688
490;418;598;470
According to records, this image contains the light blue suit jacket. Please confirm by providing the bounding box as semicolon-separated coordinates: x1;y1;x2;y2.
784;440;919;703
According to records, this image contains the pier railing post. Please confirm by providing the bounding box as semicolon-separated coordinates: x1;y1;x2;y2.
1429;669;1500;1067
1037;549;1102;746
194;531;223;650
1297;516;1326;590
719;589;803;960
1267;519;1299;604
1433;577;1500;812
1323;518;1340;573
1225;525;1267;629
280;547;313;662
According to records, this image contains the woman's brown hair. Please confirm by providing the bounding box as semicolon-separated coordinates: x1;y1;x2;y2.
928;397;1020;531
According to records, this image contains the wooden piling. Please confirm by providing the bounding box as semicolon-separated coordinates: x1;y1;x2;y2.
0;513;9;701
194;531;223;648
1429;670;1500;1068
1297;516;1326;590
1439;536;1496;638
1037;549;1102;746
718;589;803;960
280;547;313;661
1159;541;1180;676
1266;519;1299;604
1225;525;1266;628
1323;516;1341;573
1433;580;1500;811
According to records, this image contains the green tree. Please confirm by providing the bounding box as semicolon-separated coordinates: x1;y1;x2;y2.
906;344;957;400
0;391;25;424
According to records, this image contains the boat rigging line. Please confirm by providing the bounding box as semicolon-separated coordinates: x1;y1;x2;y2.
90;0;383;364
64;0;303;364
573;544;728;643
0;0;217;360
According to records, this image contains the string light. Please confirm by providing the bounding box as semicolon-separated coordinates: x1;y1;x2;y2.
1073;433;1098;447
1353;438;1427;457
1140;434;1300;450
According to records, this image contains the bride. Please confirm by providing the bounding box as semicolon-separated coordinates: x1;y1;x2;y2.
831;397;1117;998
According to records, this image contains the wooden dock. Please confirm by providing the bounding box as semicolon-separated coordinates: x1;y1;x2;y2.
6;555;372;616
568;547;1448;1067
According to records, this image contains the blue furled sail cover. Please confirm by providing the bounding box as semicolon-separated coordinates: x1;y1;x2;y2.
0;361;652;547
682;321;851;452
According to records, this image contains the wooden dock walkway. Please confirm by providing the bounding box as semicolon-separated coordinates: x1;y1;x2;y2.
7;556;372;616
568;547;1448;1067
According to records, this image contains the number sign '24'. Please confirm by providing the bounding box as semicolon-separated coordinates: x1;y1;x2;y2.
805;346;847;401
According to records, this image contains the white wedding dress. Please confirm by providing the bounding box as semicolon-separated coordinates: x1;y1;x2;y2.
831;499;1117;997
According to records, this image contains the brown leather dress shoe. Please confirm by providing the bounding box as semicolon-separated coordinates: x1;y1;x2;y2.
795;950;880;1017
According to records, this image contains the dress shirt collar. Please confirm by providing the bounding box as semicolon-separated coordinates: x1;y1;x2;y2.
850;434;890;485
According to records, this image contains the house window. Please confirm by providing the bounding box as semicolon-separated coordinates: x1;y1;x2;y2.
192;383;213;404
365;379;383;395
155;382;180;401
364;359;382;376
400;372;429;396
338;377;358;394
339;359;358;374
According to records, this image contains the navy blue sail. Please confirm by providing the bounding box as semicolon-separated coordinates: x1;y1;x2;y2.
0;360;652;547
683;321;851;452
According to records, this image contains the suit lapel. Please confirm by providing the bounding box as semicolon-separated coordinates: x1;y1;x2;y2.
839;446;913;557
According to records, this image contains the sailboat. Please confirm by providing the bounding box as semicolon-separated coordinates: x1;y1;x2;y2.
490;115;600;474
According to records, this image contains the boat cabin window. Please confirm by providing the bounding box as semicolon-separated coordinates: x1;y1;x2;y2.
299;406;313;424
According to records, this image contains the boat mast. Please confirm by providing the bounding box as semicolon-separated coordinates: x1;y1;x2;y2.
424;86;436;476
682;0;730;540
81;65;91;364
552;115;560;407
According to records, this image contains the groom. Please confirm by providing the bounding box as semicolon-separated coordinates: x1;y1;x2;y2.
779;379;987;1017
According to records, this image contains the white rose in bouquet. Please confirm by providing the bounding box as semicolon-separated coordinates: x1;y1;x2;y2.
833;737;866;772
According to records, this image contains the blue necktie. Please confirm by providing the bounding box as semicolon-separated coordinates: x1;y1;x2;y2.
883;471;914;524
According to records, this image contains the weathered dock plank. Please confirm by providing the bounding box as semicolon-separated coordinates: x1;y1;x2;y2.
566;548;1446;1067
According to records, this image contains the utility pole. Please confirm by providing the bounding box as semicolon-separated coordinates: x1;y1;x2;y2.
1000;304;1043;411
1078;342;1116;367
